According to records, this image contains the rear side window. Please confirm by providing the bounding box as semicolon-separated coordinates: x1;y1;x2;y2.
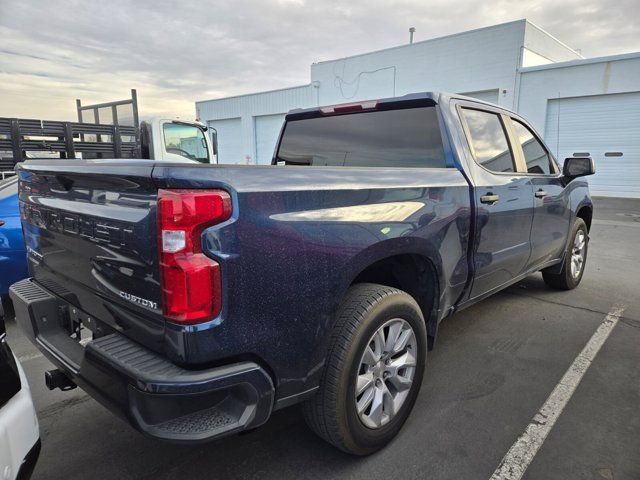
276;107;445;168
461;108;515;173
511;120;554;174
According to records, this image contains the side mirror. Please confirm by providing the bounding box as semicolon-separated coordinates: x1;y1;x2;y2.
209;128;218;156
563;157;595;179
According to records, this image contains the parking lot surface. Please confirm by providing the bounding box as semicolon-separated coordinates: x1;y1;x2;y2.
5;197;640;480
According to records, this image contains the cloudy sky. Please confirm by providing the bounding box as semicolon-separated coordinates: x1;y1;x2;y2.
1;0;638;120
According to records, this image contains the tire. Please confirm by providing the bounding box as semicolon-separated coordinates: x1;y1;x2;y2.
542;218;589;290
302;283;427;455
0;294;14;319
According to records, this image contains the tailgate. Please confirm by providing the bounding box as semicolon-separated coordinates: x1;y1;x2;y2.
17;160;165;351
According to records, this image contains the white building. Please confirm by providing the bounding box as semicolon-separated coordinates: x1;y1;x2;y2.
196;19;640;198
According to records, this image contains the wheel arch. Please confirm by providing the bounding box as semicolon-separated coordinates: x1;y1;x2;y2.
576;204;593;231
348;252;441;350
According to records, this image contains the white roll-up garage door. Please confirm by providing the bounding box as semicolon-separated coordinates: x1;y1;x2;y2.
544;92;640;198
207;118;242;164
255;114;286;165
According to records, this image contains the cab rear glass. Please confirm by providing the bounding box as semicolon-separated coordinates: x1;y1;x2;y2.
276;107;446;168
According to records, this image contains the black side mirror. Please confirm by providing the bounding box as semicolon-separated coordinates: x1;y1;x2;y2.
563;157;595;179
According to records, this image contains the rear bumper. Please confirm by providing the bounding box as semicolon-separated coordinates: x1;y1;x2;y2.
10;278;275;443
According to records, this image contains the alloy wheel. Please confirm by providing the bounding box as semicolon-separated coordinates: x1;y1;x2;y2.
571;230;587;278
354;318;417;429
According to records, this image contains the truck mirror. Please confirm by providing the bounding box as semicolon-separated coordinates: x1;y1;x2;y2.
563;157;595;179
210;128;218;156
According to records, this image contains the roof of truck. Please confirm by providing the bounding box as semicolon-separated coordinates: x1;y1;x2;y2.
285;91;507;120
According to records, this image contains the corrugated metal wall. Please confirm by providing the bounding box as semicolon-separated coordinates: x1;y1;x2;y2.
196;85;315;164
518;53;640;198
310;20;527;108
544;92;640;198
255;114;286;165
207;118;242;164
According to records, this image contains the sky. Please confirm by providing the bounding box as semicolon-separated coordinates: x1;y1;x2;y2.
1;0;638;121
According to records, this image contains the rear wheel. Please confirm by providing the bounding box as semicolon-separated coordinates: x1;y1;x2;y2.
542;218;588;290
302;283;427;455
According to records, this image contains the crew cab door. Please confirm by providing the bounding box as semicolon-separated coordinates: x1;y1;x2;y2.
458;106;534;299
505;116;571;268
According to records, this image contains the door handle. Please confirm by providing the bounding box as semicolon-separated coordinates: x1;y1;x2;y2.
480;193;500;204
535;189;547;198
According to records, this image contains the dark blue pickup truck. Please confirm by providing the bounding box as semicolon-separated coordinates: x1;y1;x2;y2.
10;92;594;455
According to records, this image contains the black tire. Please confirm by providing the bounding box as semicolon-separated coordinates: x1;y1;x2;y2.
0;295;13;319
542;218;589;290
302;283;427;455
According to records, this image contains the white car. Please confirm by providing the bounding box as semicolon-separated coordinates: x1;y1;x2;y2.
0;302;40;480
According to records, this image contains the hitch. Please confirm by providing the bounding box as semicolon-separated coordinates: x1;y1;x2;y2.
45;369;77;391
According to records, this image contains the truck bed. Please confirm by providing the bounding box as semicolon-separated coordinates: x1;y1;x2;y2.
16;159;472;400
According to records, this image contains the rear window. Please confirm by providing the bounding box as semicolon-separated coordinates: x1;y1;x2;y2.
276;107;446;168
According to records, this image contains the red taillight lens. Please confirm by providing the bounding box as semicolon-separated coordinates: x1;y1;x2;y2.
157;189;232;324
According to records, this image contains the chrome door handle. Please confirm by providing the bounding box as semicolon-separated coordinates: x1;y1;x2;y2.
480;193;500;204
535;189;547;198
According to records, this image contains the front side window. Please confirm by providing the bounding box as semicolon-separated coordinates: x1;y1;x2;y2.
276;107;446;168
163;123;209;163
462;108;515;173
511;120;554;174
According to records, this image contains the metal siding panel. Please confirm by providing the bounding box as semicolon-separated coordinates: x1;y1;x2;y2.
544;92;640;198
197;85;315;162
208;118;242;164
197;85;315;121
311;21;525;109
459;89;499;104
517;55;640;133
522;21;583;64
255;114;286;165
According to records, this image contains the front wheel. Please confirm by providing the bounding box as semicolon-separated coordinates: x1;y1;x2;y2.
302;283;427;455
542;218;589;290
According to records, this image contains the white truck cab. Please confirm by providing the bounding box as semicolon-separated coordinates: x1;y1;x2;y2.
141;118;217;164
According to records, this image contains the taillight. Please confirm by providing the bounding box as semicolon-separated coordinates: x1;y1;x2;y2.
157;189;232;324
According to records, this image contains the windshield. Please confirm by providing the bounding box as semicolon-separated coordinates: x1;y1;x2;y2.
163;123;209;163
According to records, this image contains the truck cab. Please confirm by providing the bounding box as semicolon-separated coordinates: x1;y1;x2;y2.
141;118;217;164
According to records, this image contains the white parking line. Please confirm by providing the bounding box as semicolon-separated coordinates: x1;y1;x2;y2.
490;303;626;480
